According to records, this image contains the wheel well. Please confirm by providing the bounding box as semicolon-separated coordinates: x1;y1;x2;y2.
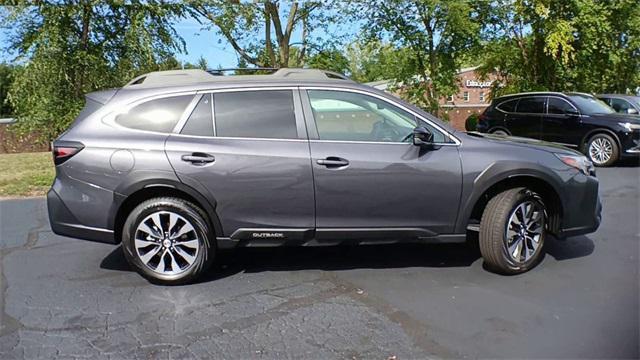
489;127;510;135
113;186;212;244
469;176;563;235
581;130;621;152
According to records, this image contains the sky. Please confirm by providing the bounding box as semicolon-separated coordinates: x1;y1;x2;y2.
0;13;361;70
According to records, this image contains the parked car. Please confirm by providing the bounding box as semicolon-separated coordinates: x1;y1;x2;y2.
476;92;640;166
48;69;601;284
596;94;640;115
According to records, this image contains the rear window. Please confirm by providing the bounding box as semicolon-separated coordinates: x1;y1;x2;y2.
214;90;297;139
116;95;193;133
516;97;545;113
496;98;518;112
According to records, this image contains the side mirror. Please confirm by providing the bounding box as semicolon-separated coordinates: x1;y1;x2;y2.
413;126;434;147
627;108;638;115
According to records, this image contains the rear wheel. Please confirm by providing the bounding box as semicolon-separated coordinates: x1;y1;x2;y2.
586;133;618;167
479;187;546;274
491;129;509;136
122;197;215;285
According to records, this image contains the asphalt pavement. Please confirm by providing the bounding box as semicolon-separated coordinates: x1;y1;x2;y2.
0;166;638;359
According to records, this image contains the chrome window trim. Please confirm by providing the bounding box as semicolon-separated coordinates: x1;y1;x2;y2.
301;86;461;145
102;91;198;136
309;139;458;146
505;95;546;115
169;133;307;142
495;98;520;114
546;95;579;115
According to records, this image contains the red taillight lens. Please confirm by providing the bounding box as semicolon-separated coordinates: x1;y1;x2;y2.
52;142;84;165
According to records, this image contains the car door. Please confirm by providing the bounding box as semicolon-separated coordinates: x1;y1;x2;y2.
505;96;545;139
165;89;315;240
301;88;462;238
541;96;583;146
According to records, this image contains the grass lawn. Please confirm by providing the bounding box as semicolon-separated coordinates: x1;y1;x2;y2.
0;152;54;198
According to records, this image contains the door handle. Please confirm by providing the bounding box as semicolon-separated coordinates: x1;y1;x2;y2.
317;157;349;167
181;153;215;165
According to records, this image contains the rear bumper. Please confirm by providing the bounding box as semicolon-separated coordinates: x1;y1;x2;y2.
47;188;116;244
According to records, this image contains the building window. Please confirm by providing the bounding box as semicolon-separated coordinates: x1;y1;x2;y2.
446;95;453;102
479;92;485;102
463;91;469;102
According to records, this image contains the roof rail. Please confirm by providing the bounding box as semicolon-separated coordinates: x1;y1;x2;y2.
123;68;352;89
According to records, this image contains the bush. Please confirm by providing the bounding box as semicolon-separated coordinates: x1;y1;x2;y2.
465;112;480;131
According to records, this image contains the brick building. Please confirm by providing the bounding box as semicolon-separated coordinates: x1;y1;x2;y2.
368;66;498;131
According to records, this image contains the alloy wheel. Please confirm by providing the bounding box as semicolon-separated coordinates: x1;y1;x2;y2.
588;137;613;165
134;211;200;276
504;201;544;264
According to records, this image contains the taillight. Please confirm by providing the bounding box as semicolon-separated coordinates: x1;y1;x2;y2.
52;141;84;166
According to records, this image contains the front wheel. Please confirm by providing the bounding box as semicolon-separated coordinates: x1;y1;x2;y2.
586;133;619;167
121;197;215;285
479;188;546;274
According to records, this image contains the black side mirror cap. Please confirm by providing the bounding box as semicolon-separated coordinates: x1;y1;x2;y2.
413;126;434;147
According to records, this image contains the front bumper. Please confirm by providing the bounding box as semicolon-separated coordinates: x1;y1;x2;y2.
47;188;116;244
556;174;602;239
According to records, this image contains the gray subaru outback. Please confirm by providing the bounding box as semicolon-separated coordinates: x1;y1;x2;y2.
47;68;601;284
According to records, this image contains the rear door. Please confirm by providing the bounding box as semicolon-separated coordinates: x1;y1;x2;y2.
301;88;462;237
165;89;315;240
506;96;545;139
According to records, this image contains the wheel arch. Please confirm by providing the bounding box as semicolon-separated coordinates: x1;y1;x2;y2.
580;128;621;153
109;180;223;244
461;172;564;236
488;126;511;135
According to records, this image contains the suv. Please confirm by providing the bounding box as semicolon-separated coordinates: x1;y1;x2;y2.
48;69;601;284
477;92;640;166
597;94;640;115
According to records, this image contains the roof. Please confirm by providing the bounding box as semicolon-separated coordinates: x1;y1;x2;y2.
596;94;640;100
124;68;352;89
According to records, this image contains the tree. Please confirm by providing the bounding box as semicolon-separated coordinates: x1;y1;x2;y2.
0;63;16;117
360;0;482;112
345;39;414;83
189;1;341;68
2;1;187;142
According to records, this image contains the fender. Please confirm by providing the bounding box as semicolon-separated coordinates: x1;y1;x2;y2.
580;127;621;151
454;161;566;234
107;170;223;238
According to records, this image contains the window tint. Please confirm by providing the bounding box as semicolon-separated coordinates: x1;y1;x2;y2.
308;90;446;143
116;95;192;133
547;97;576;114
610;98;632;113
181;94;213;136
214;90;297;139
568;94;614;115
496;99;518;112
516;97;545;113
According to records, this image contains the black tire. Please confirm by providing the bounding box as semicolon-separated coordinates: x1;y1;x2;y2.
479;187;546;274
586;133;619;167
490;128;509;136
121;197;215;285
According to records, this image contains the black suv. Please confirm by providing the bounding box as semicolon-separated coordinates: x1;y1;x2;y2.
477;92;640;166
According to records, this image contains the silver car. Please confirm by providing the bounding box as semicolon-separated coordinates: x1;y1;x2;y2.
47;68;601;284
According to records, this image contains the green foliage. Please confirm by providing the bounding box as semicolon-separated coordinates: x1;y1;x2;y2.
465;113;480;131
2;1;187;143
0;63;16;117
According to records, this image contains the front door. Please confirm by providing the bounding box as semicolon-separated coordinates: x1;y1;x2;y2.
506;96;545;139
541;96;582;146
302;89;462;237
165;90;315;239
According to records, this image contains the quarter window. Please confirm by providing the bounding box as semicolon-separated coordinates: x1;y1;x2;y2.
214;90;297;139
116;95;193;133
547;97;576;115
516;97;545;113
496;98;518;112
307;90;446;143
181;94;213;136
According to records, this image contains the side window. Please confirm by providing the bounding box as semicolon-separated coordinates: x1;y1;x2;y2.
610;98;632;113
496;99;518;112
214;90;297;139
516;97;545;113
181;94;213;136
116;95;193;133
307;90;446;143
547;97;576;114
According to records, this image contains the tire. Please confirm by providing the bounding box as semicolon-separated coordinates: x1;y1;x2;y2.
479;187;546;274
491;129;509;136
121;197;215;285
586;133;619;167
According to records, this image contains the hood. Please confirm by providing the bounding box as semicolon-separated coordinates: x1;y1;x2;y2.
587;112;640;124
464;132;582;156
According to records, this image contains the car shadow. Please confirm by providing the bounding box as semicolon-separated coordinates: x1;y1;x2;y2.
100;236;596;284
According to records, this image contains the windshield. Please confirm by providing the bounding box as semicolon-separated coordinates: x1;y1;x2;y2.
568;94;615;115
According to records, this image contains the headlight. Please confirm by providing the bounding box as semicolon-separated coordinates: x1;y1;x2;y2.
618;122;640;131
555;153;595;176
